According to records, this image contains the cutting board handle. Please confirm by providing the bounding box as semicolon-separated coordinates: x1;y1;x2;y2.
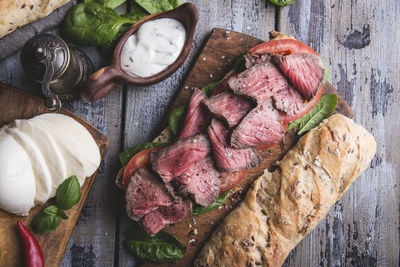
81;66;122;101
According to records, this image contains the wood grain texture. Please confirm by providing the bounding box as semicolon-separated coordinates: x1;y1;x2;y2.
0;0;397;266
0;84;109;267
278;1;400;266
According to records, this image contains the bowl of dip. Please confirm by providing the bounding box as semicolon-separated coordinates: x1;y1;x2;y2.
82;3;199;101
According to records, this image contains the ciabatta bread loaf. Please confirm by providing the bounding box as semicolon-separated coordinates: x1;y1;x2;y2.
194;114;376;267
0;0;70;38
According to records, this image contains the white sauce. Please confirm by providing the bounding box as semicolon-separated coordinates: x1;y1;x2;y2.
120;18;186;78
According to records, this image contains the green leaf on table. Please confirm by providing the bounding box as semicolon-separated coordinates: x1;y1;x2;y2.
58;210;69;220
85;0;127;9
63;2;135;47
31;205;62;234
288;94;338;135
169;106;187;136
56;176;82;210
134;0;183;14
192;191;229;216
119;142;168;166
125;228;186;263
267;0;297;7
201;82;219;96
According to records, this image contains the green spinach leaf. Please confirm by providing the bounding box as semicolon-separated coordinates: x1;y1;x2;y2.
56;176;82;210
63;2;135;47
267;0;297;7
192;192;229;216
134;0;183;14
295;94;338;135
119;142;168;166
169;106;187;135
31;205;62;234
321;57;331;84
287;116;306;132
85;0;127;9
125;228;186;263
201;82;219;96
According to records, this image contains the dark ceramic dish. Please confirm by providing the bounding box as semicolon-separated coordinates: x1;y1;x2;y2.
81;3;199;101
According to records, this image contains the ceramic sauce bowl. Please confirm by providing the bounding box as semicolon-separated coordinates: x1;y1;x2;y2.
81;3;199;101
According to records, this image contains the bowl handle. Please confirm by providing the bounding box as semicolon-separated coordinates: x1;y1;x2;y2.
81;66;122;101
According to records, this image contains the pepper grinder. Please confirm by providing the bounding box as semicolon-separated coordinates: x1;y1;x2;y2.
20;33;93;111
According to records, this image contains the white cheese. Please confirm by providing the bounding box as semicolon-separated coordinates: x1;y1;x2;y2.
12;119;68;195
5;126;52;204
0;129;36;216
29;113;101;185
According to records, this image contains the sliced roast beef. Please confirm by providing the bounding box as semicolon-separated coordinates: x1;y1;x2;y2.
150;134;210;183
272;54;325;100
272;84;305;117
141;199;192;236
176;157;220;206
202;91;253;128
208;119;262;172
244;53;271;68
125;168;172;221
230;99;285;148
227;61;290;103
179;88;210;139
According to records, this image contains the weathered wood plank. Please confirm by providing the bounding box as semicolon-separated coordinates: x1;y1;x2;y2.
118;0;276;265
278;1;400;266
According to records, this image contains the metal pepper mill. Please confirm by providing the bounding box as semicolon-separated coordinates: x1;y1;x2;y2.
20;33;93;111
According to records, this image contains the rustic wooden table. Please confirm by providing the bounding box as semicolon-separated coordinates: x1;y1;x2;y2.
0;0;398;266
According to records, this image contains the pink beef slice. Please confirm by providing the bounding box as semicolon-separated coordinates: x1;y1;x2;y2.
150;134;210;183
273;54;325;100
273;84;305;117
230;99;285;148
208;119;262;172
125;168;172;221
227;60;290;103
141;200;192;236
202;91;253;128
178;88;210;139
244;53;271;68
175;157;220;206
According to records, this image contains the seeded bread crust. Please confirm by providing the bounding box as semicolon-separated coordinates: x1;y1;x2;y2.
194;114;376;267
0;0;70;38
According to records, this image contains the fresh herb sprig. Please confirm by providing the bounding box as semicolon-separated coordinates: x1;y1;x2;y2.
125;227;186;263
287;94;338;134
192;191;229;216
31;176;81;234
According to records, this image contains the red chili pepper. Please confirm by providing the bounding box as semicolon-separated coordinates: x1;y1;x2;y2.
16;221;44;267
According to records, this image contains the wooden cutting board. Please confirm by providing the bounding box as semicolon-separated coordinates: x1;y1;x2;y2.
0;83;109;267
143;28;353;266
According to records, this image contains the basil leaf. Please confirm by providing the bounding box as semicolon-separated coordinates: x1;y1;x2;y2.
169;106;187;136
192;192;229;216
297;94;338;135
85;0;127;9
134;0;183;14
124;228;186;263
233;55;246;73
56;176;82;210
119;142;168;166
63;2;135;47
267;0;297;7
201;82;219;96
31;205;61;234
58;210;69;220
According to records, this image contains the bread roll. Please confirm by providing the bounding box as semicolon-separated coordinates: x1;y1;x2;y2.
0;0;70;38
194;114;376;267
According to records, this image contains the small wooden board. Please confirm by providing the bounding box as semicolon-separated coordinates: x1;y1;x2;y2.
143;28;353;266
0;83;109;267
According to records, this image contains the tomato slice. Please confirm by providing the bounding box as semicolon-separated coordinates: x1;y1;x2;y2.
249;39;318;56
122;147;162;188
279;84;324;123
219;170;248;192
